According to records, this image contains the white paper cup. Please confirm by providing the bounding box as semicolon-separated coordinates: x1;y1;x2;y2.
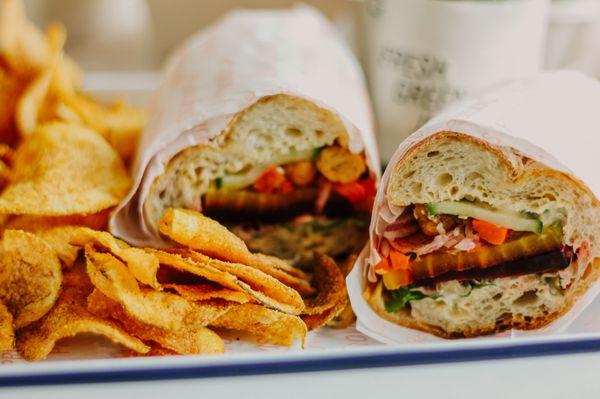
364;0;549;162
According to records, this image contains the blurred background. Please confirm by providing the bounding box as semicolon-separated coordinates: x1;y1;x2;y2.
22;0;364;70
21;0;600;160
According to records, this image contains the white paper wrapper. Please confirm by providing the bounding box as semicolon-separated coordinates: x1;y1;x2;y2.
110;5;379;246
348;70;600;344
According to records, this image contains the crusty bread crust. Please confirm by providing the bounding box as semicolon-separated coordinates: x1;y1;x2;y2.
365;258;600;338
387;131;599;210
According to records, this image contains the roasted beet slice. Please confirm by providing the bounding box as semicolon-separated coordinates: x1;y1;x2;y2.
203;188;318;220
415;247;572;286
410;226;563;280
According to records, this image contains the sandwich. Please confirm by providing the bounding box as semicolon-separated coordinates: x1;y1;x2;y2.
364;131;600;337
144;94;376;269
110;7;379;273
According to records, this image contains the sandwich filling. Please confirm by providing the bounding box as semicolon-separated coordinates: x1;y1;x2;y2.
202;145;374;268
371;200;579;328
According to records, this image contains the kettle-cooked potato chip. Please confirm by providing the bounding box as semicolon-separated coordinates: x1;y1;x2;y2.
59;93;146;161
0;70;24;145
69;228;161;289
150;249;241;291
35;226;83;268
325;254;357;329
0;142;14;189
211;304;306;346
85;247;231;330
302;254;346;315
88;289;224;355
0;301;15;350
301;254;347;330
0;0;81;82
3;212;111;268
159;209;314;296
16;269;149;361
0;230;61;328
15;51;56;135
5;210;111;232
0;122;130;215
174;249;305;315
164;284;252;304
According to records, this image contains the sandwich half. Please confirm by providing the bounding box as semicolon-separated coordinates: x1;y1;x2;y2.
145;94;376;269
365;132;600;337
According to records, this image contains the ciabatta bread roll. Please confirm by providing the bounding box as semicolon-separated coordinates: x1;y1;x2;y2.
349;71;600;339
366;132;600;337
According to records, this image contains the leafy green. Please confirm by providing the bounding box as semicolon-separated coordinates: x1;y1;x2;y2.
384;286;427;313
544;276;563;295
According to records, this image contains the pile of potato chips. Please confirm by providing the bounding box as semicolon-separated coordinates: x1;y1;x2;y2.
0;0;349;361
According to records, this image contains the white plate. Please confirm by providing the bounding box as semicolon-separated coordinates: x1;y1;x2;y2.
3;73;599;387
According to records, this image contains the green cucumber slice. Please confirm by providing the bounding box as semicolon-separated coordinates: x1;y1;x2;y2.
216;149;316;191
426;201;543;233
218;166;268;191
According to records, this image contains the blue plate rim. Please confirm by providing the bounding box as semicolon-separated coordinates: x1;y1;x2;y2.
3;335;600;387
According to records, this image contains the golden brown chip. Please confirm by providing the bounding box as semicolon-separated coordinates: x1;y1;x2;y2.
324;301;355;329
302;299;348;331
16;269;149;361
60;93;146;161
85;247;230;330
0;155;11;189
0;301;15;350
0;0;81;82
0;122;130;215
159;209;314;296
3;213;110;268
211;304;306;346
0;230;61;328
150;249;242;291
302;254;346;315
36;227;82;268
70;228;161;289
325;254;356;329
301;254;348;330
87;289;224;355
15;51;56;135
176;249;304;315
5;210;111;232
0;70;24;145
164;284;252;304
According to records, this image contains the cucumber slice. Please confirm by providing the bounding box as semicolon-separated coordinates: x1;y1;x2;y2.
215;149;316;191
217;166;269;191
426;201;543;233
271;149;315;165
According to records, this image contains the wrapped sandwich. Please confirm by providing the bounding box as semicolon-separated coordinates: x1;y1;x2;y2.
111;7;379;270
349;71;600;339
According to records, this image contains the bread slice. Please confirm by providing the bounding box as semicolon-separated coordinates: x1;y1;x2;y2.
144;94;349;233
372;131;600;337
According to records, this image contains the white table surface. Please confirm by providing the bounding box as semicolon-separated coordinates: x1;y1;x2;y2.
1;351;599;399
